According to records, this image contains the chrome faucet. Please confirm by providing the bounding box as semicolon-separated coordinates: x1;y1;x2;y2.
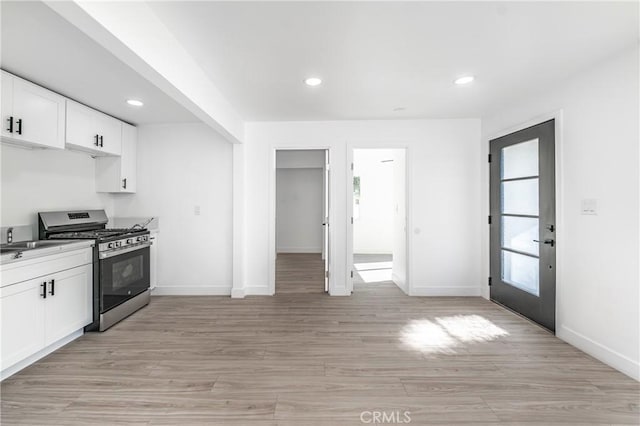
7;227;13;244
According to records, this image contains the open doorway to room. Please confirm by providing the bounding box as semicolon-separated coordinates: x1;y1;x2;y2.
274;149;329;294
350;148;408;294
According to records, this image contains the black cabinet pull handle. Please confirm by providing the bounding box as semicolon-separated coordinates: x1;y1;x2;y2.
95;134;100;146
7;116;13;133
41;282;47;299
16;118;22;135
49;279;55;296
99;135;104;147
122;178;127;189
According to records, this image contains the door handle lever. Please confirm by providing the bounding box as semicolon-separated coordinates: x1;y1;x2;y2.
533;239;555;247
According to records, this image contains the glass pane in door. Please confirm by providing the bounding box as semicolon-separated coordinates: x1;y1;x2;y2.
502;216;539;255
502;179;539;215
502;139;539;179
501;250;539;296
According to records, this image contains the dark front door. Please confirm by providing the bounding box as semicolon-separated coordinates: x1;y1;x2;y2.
490;119;556;332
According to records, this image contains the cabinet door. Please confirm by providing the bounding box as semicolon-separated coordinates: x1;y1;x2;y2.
0;278;46;371
66;100;100;152
44;264;92;346
1;72;14;140
96;113;122;156
11;77;65;149
121;123;137;192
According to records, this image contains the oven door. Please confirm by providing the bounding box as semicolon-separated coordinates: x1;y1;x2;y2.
100;245;150;313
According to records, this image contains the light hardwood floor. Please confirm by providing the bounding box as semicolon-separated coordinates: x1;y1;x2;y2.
2;254;638;425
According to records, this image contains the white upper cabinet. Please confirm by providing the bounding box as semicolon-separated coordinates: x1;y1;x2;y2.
0;71;65;149
95;123;137;193
66;100;122;156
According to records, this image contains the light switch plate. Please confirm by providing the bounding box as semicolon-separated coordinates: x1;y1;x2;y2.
581;199;597;215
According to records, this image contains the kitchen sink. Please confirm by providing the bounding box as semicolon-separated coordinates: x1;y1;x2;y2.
0;240;73;253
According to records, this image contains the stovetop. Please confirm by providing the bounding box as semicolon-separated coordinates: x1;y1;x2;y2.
49;228;148;242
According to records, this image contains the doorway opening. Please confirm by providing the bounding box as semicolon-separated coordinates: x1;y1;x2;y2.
274;149;330;294
350;148;408;294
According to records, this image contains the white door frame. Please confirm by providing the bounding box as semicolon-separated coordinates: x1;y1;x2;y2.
346;143;412;295
268;146;333;295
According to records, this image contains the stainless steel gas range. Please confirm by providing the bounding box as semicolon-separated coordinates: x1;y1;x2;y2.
38;210;151;331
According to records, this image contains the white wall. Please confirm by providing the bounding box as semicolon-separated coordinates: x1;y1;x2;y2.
392;149;407;293
113;123;233;295
353;149;394;254
276;167;323;253
238;119;481;296
481;46;639;380
0;144;114;230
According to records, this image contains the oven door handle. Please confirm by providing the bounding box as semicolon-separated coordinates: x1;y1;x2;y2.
99;242;151;259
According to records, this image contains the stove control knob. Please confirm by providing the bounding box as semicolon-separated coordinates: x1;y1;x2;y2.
116;241;122;247
108;243;114;249
137;236;143;242
126;238;133;244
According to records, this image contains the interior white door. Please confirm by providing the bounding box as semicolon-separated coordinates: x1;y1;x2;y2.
44;264;92;346
0;277;46;371
323;150;330;292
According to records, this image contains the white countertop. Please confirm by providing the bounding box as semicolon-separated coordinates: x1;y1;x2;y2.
0;240;94;266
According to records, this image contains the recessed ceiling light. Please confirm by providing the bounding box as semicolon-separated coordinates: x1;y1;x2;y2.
126;99;144;107
304;77;322;87
454;76;475;85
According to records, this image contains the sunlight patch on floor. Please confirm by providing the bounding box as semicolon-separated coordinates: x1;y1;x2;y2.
354;261;393;271
357;268;393;283
399;315;509;354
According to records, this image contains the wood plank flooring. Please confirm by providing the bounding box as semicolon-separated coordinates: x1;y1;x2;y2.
276;253;325;294
2;255;638;424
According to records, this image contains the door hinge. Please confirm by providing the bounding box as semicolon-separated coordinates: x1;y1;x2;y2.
488;277;492;286
325;271;329;278
350;270;354;278
488;215;492;225
351;217;354;224
351;162;354;171
488;154;492;163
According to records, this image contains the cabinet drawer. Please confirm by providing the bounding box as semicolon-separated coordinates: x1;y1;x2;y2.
1;247;93;288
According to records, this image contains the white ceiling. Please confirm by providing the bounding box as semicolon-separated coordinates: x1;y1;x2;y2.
0;1;198;125
148;1;638;121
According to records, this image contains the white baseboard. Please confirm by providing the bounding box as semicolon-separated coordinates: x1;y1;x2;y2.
244;286;274;296
1;329;83;381
277;247;322;254
354;250;393;255
410;286;481;296
557;325;640;381
231;288;245;298
392;273;408;295
151;286;231;296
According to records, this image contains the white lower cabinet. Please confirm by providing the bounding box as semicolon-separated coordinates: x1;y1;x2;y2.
44;265;92;346
0;249;93;377
0;277;46;371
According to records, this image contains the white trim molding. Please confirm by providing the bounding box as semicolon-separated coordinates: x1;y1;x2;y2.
410;286;481;297
558;325;640;381
277;247;322;254
151;286;231;296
